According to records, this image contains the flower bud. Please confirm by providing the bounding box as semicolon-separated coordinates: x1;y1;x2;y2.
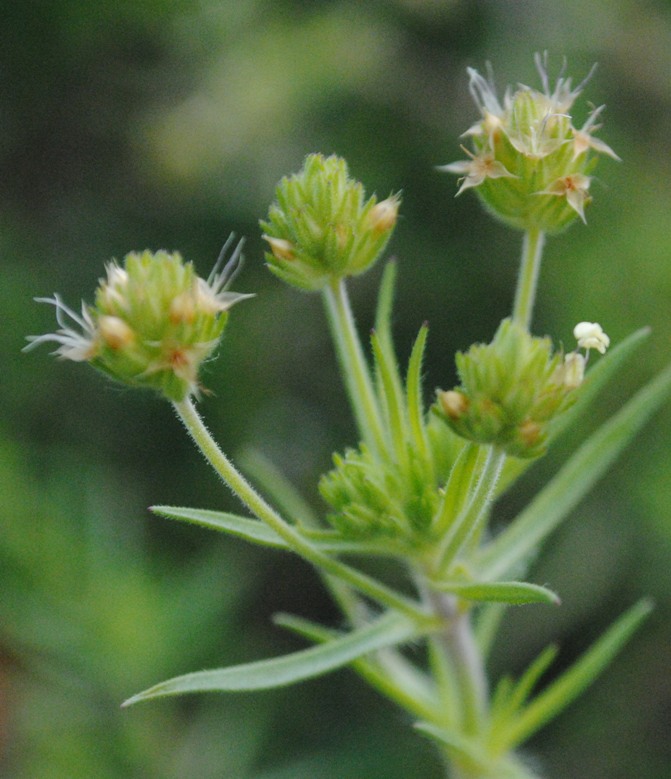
438;54;619;233
434;318;580;458
25;238;251;402
260;153;400;291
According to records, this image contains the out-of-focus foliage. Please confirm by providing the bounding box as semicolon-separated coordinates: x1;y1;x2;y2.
3;1;670;777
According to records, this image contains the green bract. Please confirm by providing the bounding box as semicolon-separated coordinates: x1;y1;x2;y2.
438;54;619;232
435;318;579;458
261;153;400;290
26;242;251;402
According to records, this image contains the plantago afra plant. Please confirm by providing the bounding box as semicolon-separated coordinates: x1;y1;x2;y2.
26;56;670;778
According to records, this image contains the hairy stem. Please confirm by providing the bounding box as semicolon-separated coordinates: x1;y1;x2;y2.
173;396;429;622
323;279;387;455
427;589;489;735
512;228;545;330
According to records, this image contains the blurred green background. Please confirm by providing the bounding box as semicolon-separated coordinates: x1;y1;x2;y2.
3;1;670;777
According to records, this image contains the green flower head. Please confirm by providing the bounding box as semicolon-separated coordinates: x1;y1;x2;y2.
261;153;400;291
438;54;619;232
25;237;252;402
434;318;608;458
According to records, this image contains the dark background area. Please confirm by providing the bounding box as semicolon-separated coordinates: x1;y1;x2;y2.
2;2;670;777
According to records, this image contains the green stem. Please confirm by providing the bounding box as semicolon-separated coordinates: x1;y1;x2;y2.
173;397;429;623
512;229;545;330
424;586;488;736
323;279;387;455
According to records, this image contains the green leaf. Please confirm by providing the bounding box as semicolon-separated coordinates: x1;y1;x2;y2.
372;330;407;464
491;645;558;730
478;363;671;580
433;443;479;537
433;580;560;606
496;599;653;750
414;723;489;770
121;611;420;707
274;613;441;721
152;506;289;548
406;324;431;464
152;506;403;556
374;260;398;356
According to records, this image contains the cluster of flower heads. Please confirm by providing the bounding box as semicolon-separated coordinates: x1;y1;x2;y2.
25;237;251;402
439;53;619;232
436;319;610;458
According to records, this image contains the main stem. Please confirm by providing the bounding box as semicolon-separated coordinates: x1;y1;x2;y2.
512;228;545;330
427;588;488;734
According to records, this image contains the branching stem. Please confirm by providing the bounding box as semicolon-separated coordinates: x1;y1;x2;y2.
173;396;429;623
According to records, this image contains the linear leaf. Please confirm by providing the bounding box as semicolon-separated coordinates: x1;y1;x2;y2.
122;611;419;707
433;580;560;606
152;506;403;556
491;645;558;733
479;363;671;580
406;324;431;463
433;443;479;537
414;722;489;768
152;505;287;547
274;613;440;721
152;506;289;548
497;599;652;750
372;330;407;462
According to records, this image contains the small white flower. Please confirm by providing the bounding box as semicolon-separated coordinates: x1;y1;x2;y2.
532;51;596;115
437;146;516;195
24;294;98;361
536;174;592;223
561;351;586;388
199;235;255;314
571;105;621;161
574;321;610;354
98;262;130;309
466;65;506;122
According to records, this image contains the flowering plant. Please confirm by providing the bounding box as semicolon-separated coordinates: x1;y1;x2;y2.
26;57;671;778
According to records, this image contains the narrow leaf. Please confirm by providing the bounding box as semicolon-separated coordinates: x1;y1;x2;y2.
494;645;558;725
479;363;671;580
433;443;479;536
498;599;653;750
433;580;560;606
374;261;398;353
374;262;405;424
407;324;431;459
122;611;419;707
152;506;288;548
372;331;407;463
152;506;402;557
414;722;489;769
274;613;440;721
